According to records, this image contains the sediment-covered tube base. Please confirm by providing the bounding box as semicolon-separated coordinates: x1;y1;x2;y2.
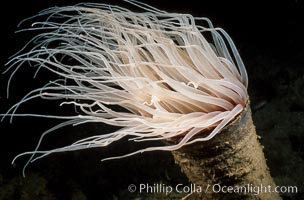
169;103;281;199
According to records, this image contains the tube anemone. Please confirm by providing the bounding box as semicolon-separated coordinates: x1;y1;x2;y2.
6;1;248;160
3;1;280;199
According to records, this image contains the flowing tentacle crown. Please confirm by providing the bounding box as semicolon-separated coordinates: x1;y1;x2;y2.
5;0;248;168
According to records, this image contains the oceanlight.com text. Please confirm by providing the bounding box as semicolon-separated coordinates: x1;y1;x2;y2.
210;183;298;195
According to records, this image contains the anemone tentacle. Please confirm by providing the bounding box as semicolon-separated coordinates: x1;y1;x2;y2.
5;0;248;169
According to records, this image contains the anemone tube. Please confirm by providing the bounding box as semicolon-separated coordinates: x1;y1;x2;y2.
3;1;280;199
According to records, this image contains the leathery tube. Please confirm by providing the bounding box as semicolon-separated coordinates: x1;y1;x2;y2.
168;102;281;199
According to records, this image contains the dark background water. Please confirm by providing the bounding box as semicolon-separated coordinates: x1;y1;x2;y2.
0;0;303;199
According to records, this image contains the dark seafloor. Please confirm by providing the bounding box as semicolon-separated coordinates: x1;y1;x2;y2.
0;0;303;199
